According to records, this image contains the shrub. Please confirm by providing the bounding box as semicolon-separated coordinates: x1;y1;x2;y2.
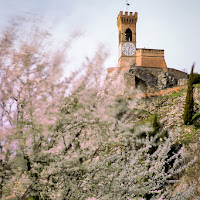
193;73;200;85
183;64;194;125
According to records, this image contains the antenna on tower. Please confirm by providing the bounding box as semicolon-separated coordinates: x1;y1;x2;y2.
126;0;130;11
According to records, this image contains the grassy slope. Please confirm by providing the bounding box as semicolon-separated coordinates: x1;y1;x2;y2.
128;85;200;199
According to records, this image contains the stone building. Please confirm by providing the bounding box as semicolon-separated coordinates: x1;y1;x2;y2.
107;11;187;94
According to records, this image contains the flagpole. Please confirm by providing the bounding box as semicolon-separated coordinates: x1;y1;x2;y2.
126;0;130;12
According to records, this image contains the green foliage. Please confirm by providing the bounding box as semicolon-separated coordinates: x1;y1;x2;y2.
180;127;200;145
152;114;160;134
150;114;168;154
170;90;184;98
193;82;200;87
181;132;195;145
191;112;200;128
0;18;197;200
191;112;200;122
193;73;200;85
183;64;194;125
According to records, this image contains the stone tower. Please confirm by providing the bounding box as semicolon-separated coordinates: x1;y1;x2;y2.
117;11;138;68
107;11;188;95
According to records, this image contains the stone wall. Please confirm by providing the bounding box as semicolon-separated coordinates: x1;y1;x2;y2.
124;66;187;92
168;68;188;79
107;65;188;95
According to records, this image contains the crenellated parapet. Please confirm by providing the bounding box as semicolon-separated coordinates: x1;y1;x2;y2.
117;11;138;27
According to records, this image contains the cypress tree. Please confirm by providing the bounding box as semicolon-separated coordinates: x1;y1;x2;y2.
183;64;195;125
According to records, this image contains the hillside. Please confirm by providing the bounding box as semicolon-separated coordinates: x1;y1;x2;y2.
0;15;199;199
127;85;200;199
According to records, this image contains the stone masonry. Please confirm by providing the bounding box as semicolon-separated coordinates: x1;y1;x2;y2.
107;11;188;95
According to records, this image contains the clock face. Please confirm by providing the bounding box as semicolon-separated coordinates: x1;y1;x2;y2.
122;42;136;56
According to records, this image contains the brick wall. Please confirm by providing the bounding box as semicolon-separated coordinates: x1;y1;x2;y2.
136;48;167;68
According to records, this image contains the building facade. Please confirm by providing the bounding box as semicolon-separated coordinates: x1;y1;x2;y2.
107;11;187;94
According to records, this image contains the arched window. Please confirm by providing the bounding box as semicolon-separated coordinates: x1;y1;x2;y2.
125;28;132;41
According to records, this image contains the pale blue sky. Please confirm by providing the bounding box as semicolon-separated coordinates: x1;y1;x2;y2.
0;0;200;74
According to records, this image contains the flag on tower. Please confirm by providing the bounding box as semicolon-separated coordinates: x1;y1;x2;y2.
126;0;130;11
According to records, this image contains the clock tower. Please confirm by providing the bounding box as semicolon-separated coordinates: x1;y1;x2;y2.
117;11;138;68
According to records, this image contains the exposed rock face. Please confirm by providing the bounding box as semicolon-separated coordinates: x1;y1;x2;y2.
157;72;168;89
124;66;187;93
129;67;158;88
178;78;188;86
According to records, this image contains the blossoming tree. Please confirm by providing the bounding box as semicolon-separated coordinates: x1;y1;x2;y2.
0;17;196;200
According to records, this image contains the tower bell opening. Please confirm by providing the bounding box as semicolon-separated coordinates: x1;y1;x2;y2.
125;28;132;41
